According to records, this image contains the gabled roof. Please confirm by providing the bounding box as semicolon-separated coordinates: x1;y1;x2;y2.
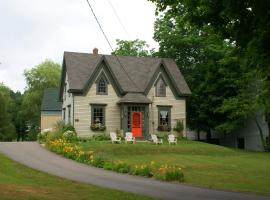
60;52;191;100
41;88;62;111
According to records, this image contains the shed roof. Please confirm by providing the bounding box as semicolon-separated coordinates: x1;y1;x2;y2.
41;88;62;111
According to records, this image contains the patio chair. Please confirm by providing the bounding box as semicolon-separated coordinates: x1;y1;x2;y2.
110;132;121;144
151;134;163;145
168;134;177;145
125;132;135;144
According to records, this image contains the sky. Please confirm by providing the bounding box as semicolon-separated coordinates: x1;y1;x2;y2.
0;0;158;92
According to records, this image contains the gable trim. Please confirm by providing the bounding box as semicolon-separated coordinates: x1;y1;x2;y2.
81;58;122;97
144;63;180;98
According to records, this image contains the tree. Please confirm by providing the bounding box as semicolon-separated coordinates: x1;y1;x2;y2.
149;0;270;147
112;39;154;57
22;60;61;139
153;8;250;142
0;83;16;141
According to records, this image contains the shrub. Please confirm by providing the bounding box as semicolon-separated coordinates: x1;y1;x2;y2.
37;131;49;143
92;133;110;141
103;161;114;170
62;124;76;134
112;161;130;173
91;154;106;168
63;130;77;142
132;164;153;177
45;131;63;143
173;120;184;138
155;165;184;182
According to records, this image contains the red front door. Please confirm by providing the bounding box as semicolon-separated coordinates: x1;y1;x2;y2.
131;112;142;137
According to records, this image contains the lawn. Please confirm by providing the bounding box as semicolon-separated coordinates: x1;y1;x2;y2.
79;140;270;195
0;153;155;200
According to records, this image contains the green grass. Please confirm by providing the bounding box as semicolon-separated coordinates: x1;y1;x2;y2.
79;140;270;195
0;153;155;200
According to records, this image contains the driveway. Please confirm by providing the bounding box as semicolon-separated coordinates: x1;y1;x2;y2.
0;142;269;200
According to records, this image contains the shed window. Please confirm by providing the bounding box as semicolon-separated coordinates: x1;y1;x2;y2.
156;78;166;97
97;77;107;95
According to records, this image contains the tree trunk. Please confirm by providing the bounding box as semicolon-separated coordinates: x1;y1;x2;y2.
265;112;270;149
206;129;211;142
254;117;266;151
197;130;200;141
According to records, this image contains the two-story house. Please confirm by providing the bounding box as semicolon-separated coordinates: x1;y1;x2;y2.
59;49;191;138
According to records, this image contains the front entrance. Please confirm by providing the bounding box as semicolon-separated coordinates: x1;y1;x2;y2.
131;112;142;137
121;104;149;139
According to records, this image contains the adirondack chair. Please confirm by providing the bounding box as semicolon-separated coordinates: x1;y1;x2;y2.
125;132;135;144
151;134;163;145
168;134;177;145
110;132;121;144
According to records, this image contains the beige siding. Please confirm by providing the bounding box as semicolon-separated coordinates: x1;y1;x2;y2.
74;71;121;137
62;73;74;124
41;114;62;130
147;75;187;136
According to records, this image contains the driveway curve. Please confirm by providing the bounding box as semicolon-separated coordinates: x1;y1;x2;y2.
0;142;269;200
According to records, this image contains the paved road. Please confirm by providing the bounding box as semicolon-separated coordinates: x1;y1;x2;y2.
0;142;269;200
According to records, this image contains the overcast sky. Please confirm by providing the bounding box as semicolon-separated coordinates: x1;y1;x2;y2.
0;0;157;92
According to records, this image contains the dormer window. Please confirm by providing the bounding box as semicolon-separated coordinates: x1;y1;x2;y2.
97;77;107;95
156;77;166;97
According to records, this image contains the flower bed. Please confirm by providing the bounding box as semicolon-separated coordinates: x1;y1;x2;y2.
46;138;184;182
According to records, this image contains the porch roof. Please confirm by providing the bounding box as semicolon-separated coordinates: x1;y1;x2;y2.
118;93;152;104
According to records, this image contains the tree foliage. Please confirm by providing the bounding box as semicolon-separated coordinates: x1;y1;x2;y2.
22;60;61;137
149;0;270;147
0;83;16;141
112;39;154;57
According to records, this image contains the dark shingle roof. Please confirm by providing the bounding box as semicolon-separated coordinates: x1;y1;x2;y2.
41;88;62;111
119;93;152;104
61;52;191;99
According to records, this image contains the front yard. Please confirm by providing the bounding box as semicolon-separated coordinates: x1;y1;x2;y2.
78;140;270;195
0;153;153;200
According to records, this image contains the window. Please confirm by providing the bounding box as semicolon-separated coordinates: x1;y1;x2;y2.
156;78;166;97
91;105;106;126
67;105;71;124
157;106;171;131
97;77;107;95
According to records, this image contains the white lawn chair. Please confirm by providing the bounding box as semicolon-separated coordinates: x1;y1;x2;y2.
110;132;121;144
151;134;163;145
168;134;177;145
125;132;135;144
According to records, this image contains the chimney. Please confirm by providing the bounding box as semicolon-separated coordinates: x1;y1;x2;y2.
93;48;98;55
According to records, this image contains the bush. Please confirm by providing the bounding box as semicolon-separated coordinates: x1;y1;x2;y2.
63;130;77;142
112;161;130;173
62;124;76;134
91;154;106;168
173;120;184;138
103;161;114;170
92;133;110;141
45;131;63;143
132;164;153;177
155;165;184;182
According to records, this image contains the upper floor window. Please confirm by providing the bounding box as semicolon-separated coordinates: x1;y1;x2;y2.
156;78;166;97
97;77;107;95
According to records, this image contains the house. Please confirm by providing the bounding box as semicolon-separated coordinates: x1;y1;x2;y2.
187;113;269;151
59;49;191;138
41;88;62;130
